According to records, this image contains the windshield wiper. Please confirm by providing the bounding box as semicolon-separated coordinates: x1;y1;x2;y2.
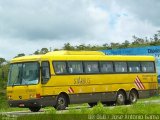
24;81;28;86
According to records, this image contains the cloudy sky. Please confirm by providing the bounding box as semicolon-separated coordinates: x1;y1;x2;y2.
0;0;160;60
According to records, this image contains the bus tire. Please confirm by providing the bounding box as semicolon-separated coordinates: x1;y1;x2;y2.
88;103;97;107
29;107;41;112
104;101;115;106
116;91;126;105
129;90;138;104
55;94;68;110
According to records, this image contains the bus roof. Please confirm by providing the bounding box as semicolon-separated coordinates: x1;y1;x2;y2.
11;51;155;63
11;55;42;63
45;51;105;55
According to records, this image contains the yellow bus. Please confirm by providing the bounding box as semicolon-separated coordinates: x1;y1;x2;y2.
7;51;158;112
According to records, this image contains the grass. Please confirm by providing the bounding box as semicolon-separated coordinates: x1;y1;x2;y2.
1;79;160;119
1;99;160;120
64;102;160;114
0;80;8;110
0;80;28;112
2;102;159;120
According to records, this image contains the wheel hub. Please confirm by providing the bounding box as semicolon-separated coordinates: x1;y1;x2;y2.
58;98;65;105
118;94;124;102
130;93;136;102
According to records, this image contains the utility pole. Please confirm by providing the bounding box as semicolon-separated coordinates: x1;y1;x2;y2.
49;47;52;52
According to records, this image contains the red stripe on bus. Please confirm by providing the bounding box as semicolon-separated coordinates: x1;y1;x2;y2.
135;78;144;89
136;77;144;89
68;89;72;93
70;87;74;93
68;87;74;93
136;76;145;89
135;79;142;89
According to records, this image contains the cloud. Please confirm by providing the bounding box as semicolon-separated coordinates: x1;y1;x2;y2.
0;0;160;60
109;14;159;42
0;0;159;42
115;0;160;26
100;0;160;42
0;38;66;60
0;0;109;41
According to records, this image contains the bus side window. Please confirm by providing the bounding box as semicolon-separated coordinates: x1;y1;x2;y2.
84;62;99;73
100;62;113;73
68;62;83;74
53;62;67;74
128;62;141;73
141;62;155;73
41;61;50;84
115;62;127;73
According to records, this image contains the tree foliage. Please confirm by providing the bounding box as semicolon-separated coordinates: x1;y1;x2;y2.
14;53;25;58
54;31;160;51
0;58;6;67
33;48;49;55
1;31;160;82
0;62;9;81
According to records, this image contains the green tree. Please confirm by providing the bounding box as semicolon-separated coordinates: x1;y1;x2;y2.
120;40;130;48
40;48;49;54
54;48;59;51
0;58;6;67
110;42;120;49
76;44;86;50
0;61;9;81
14;53;25;58
102;43;111;49
154;34;159;42
63;43;75;50
34;50;40;55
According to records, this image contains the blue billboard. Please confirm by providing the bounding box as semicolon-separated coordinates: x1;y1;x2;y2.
101;46;160;83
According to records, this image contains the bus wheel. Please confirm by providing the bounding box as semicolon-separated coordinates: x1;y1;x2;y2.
116;91;126;105
104;101;115;106
29;107;41;112
55;94;68;110
88;103;97;107
129;90;138;104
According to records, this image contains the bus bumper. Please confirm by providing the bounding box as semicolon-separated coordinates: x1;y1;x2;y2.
138;89;158;98
8;96;57;108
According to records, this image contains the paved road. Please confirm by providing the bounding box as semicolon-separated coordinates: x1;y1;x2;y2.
0;106;90;117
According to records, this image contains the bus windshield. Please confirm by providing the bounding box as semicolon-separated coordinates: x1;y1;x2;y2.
8;62;39;86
